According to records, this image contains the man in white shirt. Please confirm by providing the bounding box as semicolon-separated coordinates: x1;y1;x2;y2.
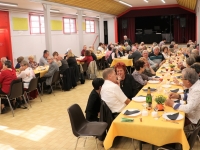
165;68;200;125
101;68;130;114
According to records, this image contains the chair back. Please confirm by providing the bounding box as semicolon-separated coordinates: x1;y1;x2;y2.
51;71;60;85
188;126;200;149
35;73;40;78
8;78;23;99
27;77;38;92
67;104;88;137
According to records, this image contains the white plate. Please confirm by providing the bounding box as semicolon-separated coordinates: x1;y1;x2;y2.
122;109;141;117
170;89;184;94
132;97;146;102
162;85;171;88
148;80;160;84
162;112;184;120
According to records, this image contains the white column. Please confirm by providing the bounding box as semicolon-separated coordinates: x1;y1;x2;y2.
43;3;52;54
99;15;104;43
77;10;83;54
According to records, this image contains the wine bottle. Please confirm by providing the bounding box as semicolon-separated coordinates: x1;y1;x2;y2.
146;87;152;110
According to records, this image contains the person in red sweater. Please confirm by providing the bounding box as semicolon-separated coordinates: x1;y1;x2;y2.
81;45;87;56
78;50;93;66
0;60;17;113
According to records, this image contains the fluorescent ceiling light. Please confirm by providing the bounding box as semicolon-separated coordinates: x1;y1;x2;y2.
119;1;132;7
144;0;148;3
161;0;166;3
0;2;18;7
50;9;59;13
75;13;86;16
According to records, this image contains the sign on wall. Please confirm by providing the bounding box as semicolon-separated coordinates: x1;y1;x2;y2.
12;17;28;30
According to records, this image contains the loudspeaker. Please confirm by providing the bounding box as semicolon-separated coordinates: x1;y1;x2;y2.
122;20;127;29
180;18;186;28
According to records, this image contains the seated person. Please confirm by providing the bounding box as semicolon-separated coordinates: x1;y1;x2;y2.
101;68;131;115
148;46;166;69
39;56;59;94
0;57;7;70
89;47;97;61
28;55;38;70
105;46;112;60
132;60;158;86
81;45;87;56
57;55;69;74
53;55;62;67
162;46;170;60
142;50;158;70
77;50;93;66
17;60;35;89
191;63;200;78
107;48;121;64
139;57;156;77
15;56;24;69
0;61;17;113
114;62;137;99
165;68;200;126
128;46;142;65
39;50;49;66
85;78;104;122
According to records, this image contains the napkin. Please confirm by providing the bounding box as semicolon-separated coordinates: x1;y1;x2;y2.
121;118;134;122
170;89;179;93
124;110;140;115
142;88;156;92
167;113;179;120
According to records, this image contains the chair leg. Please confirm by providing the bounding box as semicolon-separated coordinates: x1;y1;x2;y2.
50;86;55;96
22;95;29;110
74;137;80;150
41;82;44;96
95;137;99;150
6;97;14;117
83;137;87;147
25;92;31;108
36;88;42;102
139;141;142;150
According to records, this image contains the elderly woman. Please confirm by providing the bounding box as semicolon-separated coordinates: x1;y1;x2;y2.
15;56;24;69
139;57;155;77
166;68;200;126
132;60;158;86
0;61;17;113
186;57;196;68
28;56;38;69
142;50;158;70
114;62;137;99
162;46;170;59
78;50;93;66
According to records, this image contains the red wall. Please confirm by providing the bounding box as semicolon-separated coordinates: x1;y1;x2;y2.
0;11;13;61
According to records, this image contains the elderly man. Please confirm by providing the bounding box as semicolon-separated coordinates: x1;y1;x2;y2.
165;68;200;126
148;46;165;68
191;49;199;58
124;42;131;52
39;50;49;66
123;35;132;46
101;68;130;116
39;56;59;94
81;45;87;56
128;46;142;65
142;50;158;70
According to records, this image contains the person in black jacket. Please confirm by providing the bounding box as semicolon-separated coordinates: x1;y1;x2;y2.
85;78;104;122
114;62;138;99
124;35;132;46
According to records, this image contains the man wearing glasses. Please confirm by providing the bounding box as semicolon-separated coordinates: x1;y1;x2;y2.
165;68;200;126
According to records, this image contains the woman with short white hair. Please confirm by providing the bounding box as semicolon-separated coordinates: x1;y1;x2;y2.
28;55;38;69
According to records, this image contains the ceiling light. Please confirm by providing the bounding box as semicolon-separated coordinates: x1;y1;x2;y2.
0;2;18;7
96;16;100;18
161;0;166;3
119;1;132;7
75;13;86;16
144;0;149;3
50;9;59;13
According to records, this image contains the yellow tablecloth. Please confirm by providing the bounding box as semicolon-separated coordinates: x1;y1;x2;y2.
96;54;105;60
34;66;49;78
110;58;133;67
104;62;189;150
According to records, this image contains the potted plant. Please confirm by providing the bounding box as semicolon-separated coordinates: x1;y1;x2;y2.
155;95;166;110
169;64;175;71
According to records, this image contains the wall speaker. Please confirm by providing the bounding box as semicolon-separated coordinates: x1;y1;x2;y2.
122;19;127;29
180;18;186;28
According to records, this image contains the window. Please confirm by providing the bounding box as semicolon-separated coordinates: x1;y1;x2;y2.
85;20;95;33
63;18;76;33
29;14;45;34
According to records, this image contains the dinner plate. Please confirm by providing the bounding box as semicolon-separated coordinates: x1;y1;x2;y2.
172;99;185;105
142;88;157;92
148;80;160;84
162;85;171;88
122;109;141;117
170;89;184;94
162;112;184;120
132;96;146;102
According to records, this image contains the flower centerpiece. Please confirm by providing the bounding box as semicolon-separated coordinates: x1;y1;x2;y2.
155;95;166;110
169;64;175;71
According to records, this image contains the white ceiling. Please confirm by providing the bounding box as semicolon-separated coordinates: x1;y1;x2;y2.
0;0;178;17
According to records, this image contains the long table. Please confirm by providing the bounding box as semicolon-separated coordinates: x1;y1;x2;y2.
104;62;189;150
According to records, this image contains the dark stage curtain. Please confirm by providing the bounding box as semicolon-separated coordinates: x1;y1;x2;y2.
173;14;196;43
118;18;135;44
